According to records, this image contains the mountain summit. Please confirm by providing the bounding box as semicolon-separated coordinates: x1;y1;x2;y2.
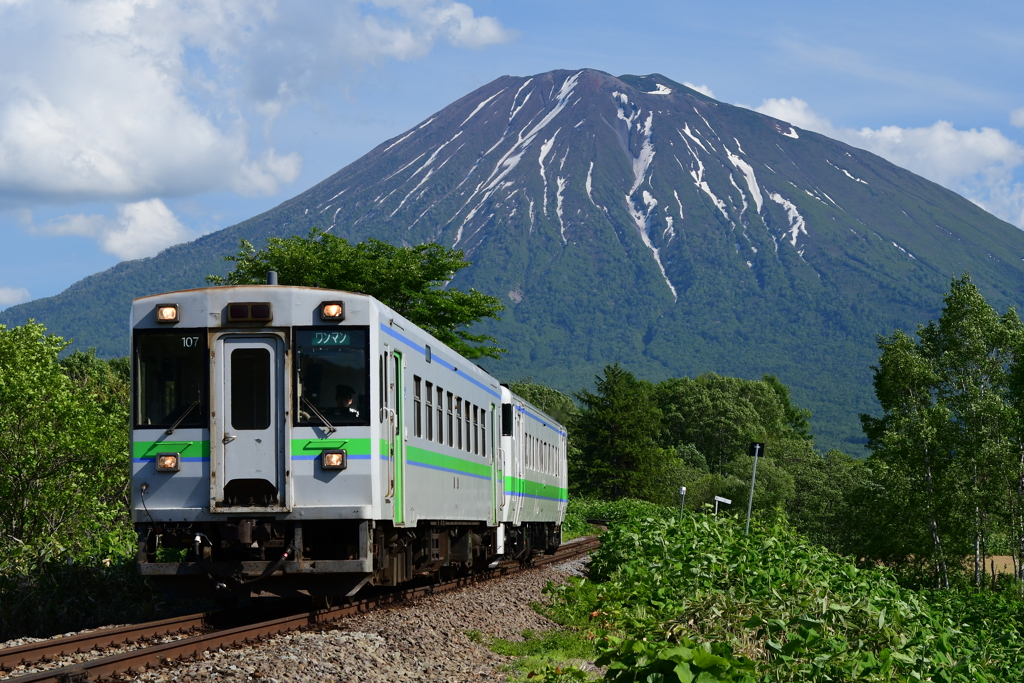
6;68;1024;450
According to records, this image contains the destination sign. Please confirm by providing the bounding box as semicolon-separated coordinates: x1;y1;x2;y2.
312;331;351;346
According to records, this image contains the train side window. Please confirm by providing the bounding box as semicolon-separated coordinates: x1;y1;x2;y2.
413;376;422;438
468;404;474;453
473;406;479;455
501;404;513;436
447;392;454;448
455;397;463;450
481;407;488;457
436;386;444;445
425;381;433;441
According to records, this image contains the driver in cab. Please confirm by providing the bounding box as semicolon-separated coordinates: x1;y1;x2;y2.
329;384;360;422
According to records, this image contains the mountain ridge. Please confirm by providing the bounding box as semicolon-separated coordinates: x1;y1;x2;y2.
5;67;1024;452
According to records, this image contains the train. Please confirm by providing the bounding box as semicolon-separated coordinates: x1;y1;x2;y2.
129;279;567;600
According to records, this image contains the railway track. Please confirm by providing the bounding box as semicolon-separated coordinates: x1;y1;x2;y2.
1;535;599;683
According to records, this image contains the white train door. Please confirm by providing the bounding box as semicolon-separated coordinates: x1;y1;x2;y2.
211;334;285;510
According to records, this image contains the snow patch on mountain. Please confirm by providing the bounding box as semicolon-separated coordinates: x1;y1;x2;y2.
626;190;677;300
674;190;685;222
769;193;808;247
689;155;729;220
455;72;582;235
729;174;748;215
727;151;764;213
461;89;506;127
827;159;869;184
693;108;718;136
892;241;916;259
681;125;709;154
629;113;655;194
556;176;568;243
509;79;533;121
586;161;596;206
382;129;418;154
647;83;672;95
539;129;560;216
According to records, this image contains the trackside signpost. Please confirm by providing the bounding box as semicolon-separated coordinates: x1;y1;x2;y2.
714;496;731;515
746;442;765;535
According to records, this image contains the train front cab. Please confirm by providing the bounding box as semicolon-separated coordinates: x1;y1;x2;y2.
132;289;379;599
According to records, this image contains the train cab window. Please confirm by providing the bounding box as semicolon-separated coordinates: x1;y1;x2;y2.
294;328;370;427
135;330;207;428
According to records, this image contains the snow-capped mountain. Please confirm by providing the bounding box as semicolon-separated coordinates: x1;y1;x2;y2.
7;69;1024;450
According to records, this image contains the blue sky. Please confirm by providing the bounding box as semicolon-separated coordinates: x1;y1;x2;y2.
2;0;1023;309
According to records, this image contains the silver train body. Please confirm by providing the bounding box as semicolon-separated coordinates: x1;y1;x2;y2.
130;285;567;598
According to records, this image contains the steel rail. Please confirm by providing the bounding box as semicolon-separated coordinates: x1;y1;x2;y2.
2;536;599;683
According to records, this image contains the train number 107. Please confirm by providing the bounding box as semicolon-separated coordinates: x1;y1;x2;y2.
182;336;200;348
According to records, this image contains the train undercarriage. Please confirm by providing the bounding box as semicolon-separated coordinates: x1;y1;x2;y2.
137;520;561;600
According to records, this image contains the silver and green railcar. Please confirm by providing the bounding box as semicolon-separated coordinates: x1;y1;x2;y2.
130;283;566;599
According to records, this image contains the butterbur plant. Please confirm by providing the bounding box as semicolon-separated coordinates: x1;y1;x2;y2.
546;506;1024;682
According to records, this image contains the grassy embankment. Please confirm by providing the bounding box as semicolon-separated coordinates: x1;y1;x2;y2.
483;499;1024;683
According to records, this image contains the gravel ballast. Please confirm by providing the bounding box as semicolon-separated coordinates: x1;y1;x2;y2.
126;556;589;683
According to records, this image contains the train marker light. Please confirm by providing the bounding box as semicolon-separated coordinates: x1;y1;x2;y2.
321;449;348;470
155;304;179;323
320;302;345;320
156;453;180;472
227;302;272;323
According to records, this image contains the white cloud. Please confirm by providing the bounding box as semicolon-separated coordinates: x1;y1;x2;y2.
0;0;509;206
44;199;196;260
683;82;715;98
0;286;30;307
1012;107;1024;128
752;98;1024;228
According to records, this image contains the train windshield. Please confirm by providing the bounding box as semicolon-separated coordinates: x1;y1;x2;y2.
135;331;208;428
294;328;370;427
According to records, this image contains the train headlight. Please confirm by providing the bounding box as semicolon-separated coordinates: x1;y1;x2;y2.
156;453;180;472
320;302;345;321
155;304;179;323
321;449;347;470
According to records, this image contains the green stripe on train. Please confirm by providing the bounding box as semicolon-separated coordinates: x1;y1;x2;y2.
290;438;375;457
406;445;492;478
506;476;567;499
133;440;210;460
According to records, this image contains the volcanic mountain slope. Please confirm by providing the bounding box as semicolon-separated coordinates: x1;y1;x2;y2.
7;68;1024;451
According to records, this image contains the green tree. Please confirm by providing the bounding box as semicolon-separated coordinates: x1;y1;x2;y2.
0;324;132;570
208;228;506;359
508;379;577;425
762;374;812;440
572;364;667;499
862;275;1024;587
654;373;803;475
